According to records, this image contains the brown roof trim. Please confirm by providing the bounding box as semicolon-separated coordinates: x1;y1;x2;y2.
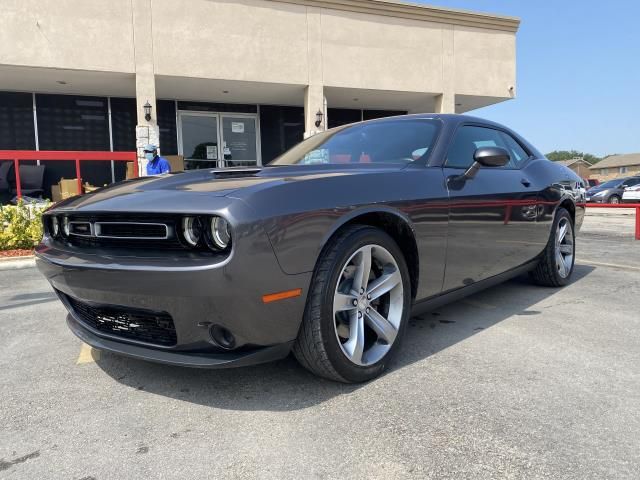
271;0;521;32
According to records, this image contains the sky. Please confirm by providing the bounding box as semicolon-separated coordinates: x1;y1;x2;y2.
415;0;640;157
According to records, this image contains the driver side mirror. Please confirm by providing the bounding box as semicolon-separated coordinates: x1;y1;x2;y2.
460;146;511;180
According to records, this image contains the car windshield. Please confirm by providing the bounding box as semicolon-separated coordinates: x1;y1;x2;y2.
269;119;440;166
598;179;622;188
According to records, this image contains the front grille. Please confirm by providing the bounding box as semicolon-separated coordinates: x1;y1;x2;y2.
62;293;177;346
97;222;167;238
47;214;186;250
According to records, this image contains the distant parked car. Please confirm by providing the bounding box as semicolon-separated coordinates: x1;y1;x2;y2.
622;183;640;203
583;178;600;189
586;176;640;204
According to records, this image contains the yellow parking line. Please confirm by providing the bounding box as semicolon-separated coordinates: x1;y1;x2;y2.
577;260;640;272
76;343;100;364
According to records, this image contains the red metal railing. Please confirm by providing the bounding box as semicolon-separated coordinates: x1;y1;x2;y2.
585;203;640;240
0;150;138;199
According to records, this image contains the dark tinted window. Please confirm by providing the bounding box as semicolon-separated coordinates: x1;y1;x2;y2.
328;108;361;129
157;100;178;155
270;119;439;166
259;105;304;164
110;97;137;151
0;92;35;150
446;125;529;169
36;94;109;150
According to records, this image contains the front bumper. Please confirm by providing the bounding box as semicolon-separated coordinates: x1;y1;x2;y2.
36;221;311;368
66;313;294;368
585;195;607;203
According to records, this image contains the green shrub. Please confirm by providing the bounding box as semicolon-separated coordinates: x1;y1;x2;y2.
0;200;50;250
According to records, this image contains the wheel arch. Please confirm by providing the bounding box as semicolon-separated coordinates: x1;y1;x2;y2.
558;196;576;223
318;207;419;300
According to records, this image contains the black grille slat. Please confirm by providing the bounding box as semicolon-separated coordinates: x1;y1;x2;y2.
98;223;167;238
63;293;177;346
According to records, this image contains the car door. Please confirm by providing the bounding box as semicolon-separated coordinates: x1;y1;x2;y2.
441;124;543;292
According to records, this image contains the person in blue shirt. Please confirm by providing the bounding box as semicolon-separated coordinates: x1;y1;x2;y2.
144;144;171;175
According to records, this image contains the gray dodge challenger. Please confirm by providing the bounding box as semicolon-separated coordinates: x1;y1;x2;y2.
37;114;584;383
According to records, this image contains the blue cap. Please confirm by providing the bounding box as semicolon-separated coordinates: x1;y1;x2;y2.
143;144;157;152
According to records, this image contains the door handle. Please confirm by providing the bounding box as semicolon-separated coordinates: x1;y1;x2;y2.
521;178;531;187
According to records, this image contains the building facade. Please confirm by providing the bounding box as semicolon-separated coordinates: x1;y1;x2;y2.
589;154;640;181
0;0;519;196
556;158;594;179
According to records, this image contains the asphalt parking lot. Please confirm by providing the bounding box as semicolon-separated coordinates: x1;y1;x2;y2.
1;210;639;479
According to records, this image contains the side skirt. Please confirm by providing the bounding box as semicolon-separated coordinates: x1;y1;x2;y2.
411;260;538;316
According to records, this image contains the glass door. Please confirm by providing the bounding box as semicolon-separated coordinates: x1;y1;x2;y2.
220;114;260;168
179;111;261;169
178;112;222;170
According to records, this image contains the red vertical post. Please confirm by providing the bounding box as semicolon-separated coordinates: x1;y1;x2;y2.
635;206;640;240
503;204;512;225
75;158;82;194
14;159;22;199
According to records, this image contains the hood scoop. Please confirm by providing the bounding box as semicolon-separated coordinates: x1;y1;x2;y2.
211;168;262;179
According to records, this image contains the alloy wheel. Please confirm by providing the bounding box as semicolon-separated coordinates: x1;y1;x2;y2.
555;217;574;278
332;244;404;366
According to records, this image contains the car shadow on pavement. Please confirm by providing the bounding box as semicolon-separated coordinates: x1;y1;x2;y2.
95;264;595;412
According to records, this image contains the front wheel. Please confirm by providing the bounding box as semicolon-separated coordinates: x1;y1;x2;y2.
608;195;621;204
530;207;575;287
293;225;411;383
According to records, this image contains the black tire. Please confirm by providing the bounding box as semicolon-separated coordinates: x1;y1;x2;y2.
529;207;575;287
608;195;621;204
292;225;411;383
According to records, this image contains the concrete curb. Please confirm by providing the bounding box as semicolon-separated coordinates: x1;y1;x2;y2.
0;256;36;270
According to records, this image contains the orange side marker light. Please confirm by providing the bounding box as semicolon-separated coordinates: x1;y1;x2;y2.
262;288;302;304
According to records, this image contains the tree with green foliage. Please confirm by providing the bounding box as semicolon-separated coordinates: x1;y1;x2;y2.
546;150;602;164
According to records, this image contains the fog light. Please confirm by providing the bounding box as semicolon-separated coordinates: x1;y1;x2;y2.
209;324;236;350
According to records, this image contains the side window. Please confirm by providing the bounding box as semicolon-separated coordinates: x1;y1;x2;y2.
498;131;530;167
625;178;640;187
446;125;529;169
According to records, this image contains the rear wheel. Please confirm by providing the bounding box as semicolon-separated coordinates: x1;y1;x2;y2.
530;207;575;287
293;225;411;383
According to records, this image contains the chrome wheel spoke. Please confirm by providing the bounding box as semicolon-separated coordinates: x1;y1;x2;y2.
556;250;566;276
557;223;568;244
334;292;357;312
559;244;573;255
343;312;365;364
366;268;401;301
352;246;372;293
365;308;397;344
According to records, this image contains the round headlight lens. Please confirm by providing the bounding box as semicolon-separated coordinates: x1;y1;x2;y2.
50;217;60;237
62;217;70;237
181;216;201;247
210;216;231;249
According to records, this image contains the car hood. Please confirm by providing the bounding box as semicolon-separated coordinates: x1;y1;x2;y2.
51;163;407;213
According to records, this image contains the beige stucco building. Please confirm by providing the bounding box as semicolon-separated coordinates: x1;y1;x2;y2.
0;0;519;191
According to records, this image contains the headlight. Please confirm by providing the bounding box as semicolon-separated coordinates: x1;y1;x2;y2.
210;216;231;249
181;216;201;246
62;217;70;237
50;217;59;237
592;191;606;197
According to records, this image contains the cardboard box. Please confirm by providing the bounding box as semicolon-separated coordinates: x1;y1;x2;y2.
165;155;184;172
126;162;137;179
59;178;80;199
50;184;62;203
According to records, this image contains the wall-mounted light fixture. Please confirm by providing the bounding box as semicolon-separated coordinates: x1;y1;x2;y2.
144;101;152;121
315;109;323;128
